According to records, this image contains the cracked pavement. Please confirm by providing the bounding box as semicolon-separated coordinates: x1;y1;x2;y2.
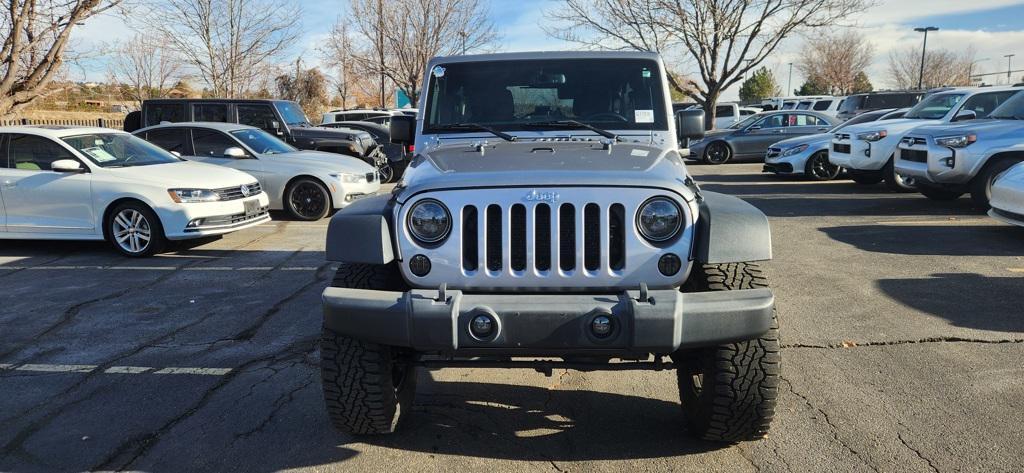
1;163;1023;472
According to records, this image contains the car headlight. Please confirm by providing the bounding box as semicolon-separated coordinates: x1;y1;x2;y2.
935;134;976;148
781;144;809;157
636;197;682;242
856;130;887;142
332;173;365;183
407;199;451;244
167;188;220;203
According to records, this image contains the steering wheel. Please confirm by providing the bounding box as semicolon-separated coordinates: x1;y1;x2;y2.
584;112;629;122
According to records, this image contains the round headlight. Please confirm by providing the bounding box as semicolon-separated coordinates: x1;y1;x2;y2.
407;199;451;244
637;197;682;242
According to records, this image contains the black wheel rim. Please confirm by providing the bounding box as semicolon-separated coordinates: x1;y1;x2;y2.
290;182;326;218
811;154;839;179
707;144;727;164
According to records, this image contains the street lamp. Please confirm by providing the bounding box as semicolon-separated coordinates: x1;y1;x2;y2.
787;63;793;95
914;26;939;90
1006;54;1016;82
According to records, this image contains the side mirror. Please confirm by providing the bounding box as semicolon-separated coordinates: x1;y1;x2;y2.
271;120;284;135
224;147;248;159
675;109;705;144
51;159;84;173
170;151;182;158
390;115;416;145
953;110;977;122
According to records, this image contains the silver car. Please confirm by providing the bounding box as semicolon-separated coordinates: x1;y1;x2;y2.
763;108;908;180
989;161;1024;226
688;110;838;164
135;122;380;220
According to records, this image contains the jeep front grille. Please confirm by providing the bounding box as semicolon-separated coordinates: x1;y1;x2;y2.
398;187;695;290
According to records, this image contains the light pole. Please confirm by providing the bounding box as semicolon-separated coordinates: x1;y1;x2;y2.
787;63;793;95
460;30;467;55
968;58;989;85
1006;54;1016;83
914;26;938;90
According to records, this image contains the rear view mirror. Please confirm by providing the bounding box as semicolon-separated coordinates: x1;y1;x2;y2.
390;115;416;145
51;159;84;173
676;109;705;144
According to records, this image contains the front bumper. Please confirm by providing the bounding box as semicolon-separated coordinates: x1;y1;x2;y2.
331;179;381;209
763;147;815;174
162;193;271;240
322;287;774;355
829;136;892;171
989;177;1024;227
895;138;978;185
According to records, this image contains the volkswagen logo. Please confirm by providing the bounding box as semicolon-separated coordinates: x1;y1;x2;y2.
524;190;559;203
240;184;252;197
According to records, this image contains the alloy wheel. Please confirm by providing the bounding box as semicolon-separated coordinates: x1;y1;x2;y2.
809;153;840;180
112;209;152;254
289;181;328;219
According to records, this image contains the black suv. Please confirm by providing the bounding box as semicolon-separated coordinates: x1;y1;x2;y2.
125;99;377;159
836;91;924;121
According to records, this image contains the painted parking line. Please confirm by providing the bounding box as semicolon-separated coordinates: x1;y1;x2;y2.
1;363;231;376
1008;268;1024;273
874;219;996;226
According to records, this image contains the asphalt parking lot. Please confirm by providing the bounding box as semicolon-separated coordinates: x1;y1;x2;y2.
2;163;1023;472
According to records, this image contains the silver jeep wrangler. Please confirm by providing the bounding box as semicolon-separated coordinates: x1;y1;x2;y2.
319;51;780;442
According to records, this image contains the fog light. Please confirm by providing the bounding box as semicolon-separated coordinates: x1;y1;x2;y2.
943;157;955;168
591;315;612;338
186;219;204;228
470;314;494;338
864;149;871;157
658;253;682;276
409;254;431;277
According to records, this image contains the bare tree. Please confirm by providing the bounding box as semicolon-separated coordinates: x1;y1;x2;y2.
138;0;300;98
1;0;123;118
797;30;874;95
110;34;185;107
547;0;870;128
347;0;498;105
887;46;975;90
319;19;367;109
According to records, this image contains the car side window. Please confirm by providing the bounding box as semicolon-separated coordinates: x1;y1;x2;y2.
960;91;1018;117
8;134;77;171
145;103;185;126
191;129;237;157
193;103;228;123
238;104;279;132
790;114;825;126
145;128;190;154
716;105;734;118
813;100;833;111
0;135;8;168
754;114;786;129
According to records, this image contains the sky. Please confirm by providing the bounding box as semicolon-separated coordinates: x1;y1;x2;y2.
71;0;1024;101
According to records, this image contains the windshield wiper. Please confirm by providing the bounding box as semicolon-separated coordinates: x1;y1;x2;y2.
522;120;620;141
432;123;517;142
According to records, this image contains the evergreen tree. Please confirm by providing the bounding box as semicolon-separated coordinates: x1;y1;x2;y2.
739;67;780;102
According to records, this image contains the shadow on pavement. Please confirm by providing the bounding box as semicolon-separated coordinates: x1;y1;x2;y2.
360;377;723;461
877;273;1024;333
822;224;1024;256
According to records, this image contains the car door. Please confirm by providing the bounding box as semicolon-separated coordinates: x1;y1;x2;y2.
187;128;266;180
1;134;94;234
733;114;788;156
785;113;832;138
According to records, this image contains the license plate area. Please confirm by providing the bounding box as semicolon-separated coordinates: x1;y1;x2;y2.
833;143;850;153
244;199;260;216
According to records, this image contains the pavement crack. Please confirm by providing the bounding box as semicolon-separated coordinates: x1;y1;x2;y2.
897;431;939;473
781;377;880;473
233;371;316;440
214;262;331;344
782;336;1024;350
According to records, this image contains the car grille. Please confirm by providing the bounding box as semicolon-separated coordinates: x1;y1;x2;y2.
766;148;782;159
214;182;262;201
833;143;851;154
902;136;927;146
901;149;928;163
835;133;851;140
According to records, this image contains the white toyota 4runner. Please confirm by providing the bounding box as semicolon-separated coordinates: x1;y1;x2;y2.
318;52;779;442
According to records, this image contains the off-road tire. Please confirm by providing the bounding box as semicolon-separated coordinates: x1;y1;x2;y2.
918;186;963;201
849;171;883;185
321;263;416;435
674;262;781;442
970;158;1021;208
884;158;915;192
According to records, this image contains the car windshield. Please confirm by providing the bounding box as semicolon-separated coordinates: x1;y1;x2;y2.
424;58;668;133
62;133;181;168
229;128;297;154
730;114;762;129
830;111;887;132
276;101;309;126
988;91;1024;119
904;93;965;119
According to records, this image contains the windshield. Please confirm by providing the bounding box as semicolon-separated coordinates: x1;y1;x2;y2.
988;91;1024;119
424;58;668;133
830;110;887;132
730;114;762;129
230;129;297;154
277;101;309;126
62;133;181;168
904;93;964;119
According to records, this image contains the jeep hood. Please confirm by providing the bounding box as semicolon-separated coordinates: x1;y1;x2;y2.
397;141;693;202
905;119;1022;138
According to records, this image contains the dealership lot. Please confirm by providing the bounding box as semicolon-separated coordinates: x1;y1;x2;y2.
1;163;1022;472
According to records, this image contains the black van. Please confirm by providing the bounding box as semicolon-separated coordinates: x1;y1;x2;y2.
836;92;924;121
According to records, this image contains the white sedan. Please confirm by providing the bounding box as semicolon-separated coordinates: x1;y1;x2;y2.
989;161;1024;227
134;122;380;220
0;126;270;256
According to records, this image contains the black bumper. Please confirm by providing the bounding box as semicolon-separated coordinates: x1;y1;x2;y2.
322;287;774;355
762;163;794;173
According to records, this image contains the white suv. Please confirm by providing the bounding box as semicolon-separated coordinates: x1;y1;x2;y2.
829;87;1021;191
